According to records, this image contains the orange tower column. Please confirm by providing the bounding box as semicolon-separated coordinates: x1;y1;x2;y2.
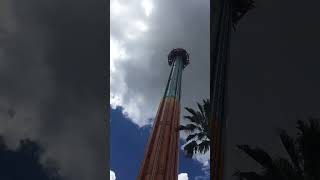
137;48;190;180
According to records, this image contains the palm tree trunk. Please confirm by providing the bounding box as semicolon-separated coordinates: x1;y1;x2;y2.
210;0;232;180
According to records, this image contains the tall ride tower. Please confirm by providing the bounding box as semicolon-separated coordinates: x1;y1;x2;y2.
138;48;190;180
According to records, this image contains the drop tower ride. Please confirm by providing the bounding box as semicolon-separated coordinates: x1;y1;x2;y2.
137;48;190;180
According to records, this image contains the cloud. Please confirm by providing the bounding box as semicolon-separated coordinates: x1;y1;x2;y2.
141;0;154;17
0;0;107;180
110;170;116;180
0;135;62;180
178;173;189;180
110;0;210;127
195;165;210;180
193;151;210;167
0;0;17;34
110;0;210;170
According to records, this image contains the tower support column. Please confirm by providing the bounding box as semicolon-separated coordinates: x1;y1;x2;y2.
138;48;189;180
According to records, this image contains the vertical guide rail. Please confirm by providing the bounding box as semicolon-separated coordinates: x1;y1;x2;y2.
210;0;232;180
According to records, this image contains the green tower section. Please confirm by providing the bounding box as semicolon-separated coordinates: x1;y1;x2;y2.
164;56;184;101
163;48;189;102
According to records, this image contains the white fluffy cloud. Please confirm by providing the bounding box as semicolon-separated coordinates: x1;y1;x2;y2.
110;0;209;126
195;164;210;180
110;0;157;126
110;170;116;180
194;151;210;167
178;173;189;180
110;0;210;171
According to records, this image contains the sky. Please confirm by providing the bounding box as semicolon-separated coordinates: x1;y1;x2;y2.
110;107;209;179
110;0;210;127
0;136;62;180
110;0;210;179
1;0;320;180
0;0;107;180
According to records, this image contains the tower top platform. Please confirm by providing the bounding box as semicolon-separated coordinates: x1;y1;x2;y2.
168;48;190;68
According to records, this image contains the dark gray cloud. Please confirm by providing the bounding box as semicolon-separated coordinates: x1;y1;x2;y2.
0;0;107;180
226;0;320;178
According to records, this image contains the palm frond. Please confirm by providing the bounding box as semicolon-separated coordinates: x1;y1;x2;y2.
236;118;320;180
309;117;320;131
278;129;302;175
184;107;198;117
197;132;207;141
203;99;210;121
273;157;300;179
183;115;203;127
186;132;207;142
197;140;210;154
183;140;198;158
181;99;211;157
179;124;201;133
296;118;320;179
186;134;198;142
231;0;255;30
197;102;205;118
233;170;264;180
296;120;306;135
237;145;274;170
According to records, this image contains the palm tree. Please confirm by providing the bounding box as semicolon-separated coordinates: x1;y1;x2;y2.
234;118;320;180
232;0;255;29
179;99;211;158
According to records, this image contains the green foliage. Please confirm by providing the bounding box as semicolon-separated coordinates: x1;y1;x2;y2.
178;99;210;158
